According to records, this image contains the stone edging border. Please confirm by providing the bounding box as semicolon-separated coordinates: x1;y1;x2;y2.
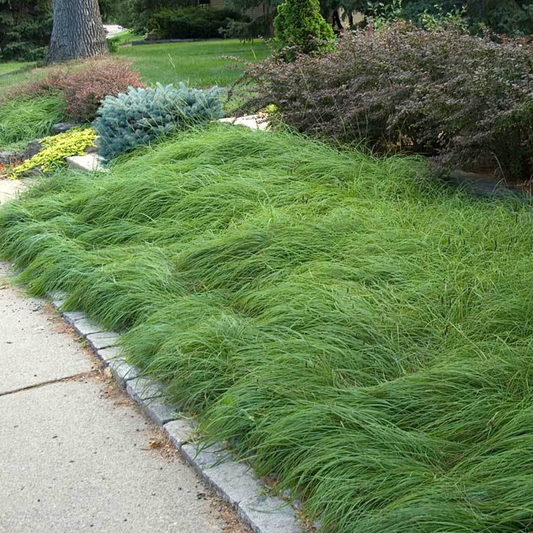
48;292;304;533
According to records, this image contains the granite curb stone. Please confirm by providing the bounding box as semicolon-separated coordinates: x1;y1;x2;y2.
126;376;164;404
164;419;195;449
96;346;123;365
86;331;121;351
141;398;178;426
108;358;139;387
62;311;86;325
74;318;105;337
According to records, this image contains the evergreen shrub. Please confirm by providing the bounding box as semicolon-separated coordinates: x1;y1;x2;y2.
150;7;248;39
94;83;223;160
274;0;335;54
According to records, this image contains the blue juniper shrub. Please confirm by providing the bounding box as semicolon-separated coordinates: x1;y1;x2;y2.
94;83;224;160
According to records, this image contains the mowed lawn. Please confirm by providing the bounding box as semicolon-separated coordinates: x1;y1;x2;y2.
116;39;271;87
0;62;40;96
0;39;270;98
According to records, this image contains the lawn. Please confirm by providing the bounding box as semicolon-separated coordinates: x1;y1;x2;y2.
0;39;269;99
116;39;271;87
0;62;43;96
2;123;533;533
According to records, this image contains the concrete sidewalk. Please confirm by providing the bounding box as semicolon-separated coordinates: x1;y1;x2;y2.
0;180;26;206
0;262;247;533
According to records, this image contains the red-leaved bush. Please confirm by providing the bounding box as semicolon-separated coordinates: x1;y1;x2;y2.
16;58;145;123
237;23;533;181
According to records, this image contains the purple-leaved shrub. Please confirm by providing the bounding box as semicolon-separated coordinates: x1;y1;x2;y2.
238;22;533;181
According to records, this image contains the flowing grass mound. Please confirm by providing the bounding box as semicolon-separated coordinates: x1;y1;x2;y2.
2;124;533;533
0;95;64;149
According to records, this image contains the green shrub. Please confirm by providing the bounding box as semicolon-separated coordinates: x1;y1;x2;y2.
219;16;271;41
361;0;533;36
94;83;223;160
0;95;65;148
150;7;248;39
11;58;145;123
274;0;335;54
1;42;48;62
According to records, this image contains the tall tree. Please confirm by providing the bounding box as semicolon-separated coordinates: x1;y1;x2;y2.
46;0;107;63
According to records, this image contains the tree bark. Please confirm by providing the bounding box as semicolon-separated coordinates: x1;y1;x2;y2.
47;0;108;63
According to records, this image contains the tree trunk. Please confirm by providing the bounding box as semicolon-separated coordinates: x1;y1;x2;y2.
47;0;108;63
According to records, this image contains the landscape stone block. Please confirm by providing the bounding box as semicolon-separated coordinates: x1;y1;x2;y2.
108;358;138;387
66;154;106;173
97;346;123;365
74;318;105;337
238;495;302;533
86;331;120;350
126;377;164;404
164;419;195;449
52;298;66;309
203;460;264;506
181;443;225;470
62;311;86;325
141;398;178;426
47;290;67;309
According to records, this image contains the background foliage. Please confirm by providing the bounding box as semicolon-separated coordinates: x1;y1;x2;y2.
238;22;533;180
0;0;51;61
150;7;249;39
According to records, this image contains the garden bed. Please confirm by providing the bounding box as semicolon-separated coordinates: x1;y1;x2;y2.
2;123;533;533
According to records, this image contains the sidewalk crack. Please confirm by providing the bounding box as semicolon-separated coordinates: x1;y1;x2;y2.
0;370;99;397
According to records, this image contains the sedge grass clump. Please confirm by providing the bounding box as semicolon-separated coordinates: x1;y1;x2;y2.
0;95;65;148
2;124;533;533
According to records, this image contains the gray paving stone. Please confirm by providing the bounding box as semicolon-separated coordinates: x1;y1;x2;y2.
52;298;66;309
126;377;164;404
86;331;120;350
97;346;123;365
181;443;226;471
48;290;67;309
48;290;67;301
238;495;302;533
108;358;138;387
164;419;195;449
203;461;264;507
179;440;303;532
66;154;106;172
62;311;86;325
181;442;263;506
141;398;178;426
74;318;105;337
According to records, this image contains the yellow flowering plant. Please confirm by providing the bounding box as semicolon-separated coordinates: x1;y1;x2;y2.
10;128;96;179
